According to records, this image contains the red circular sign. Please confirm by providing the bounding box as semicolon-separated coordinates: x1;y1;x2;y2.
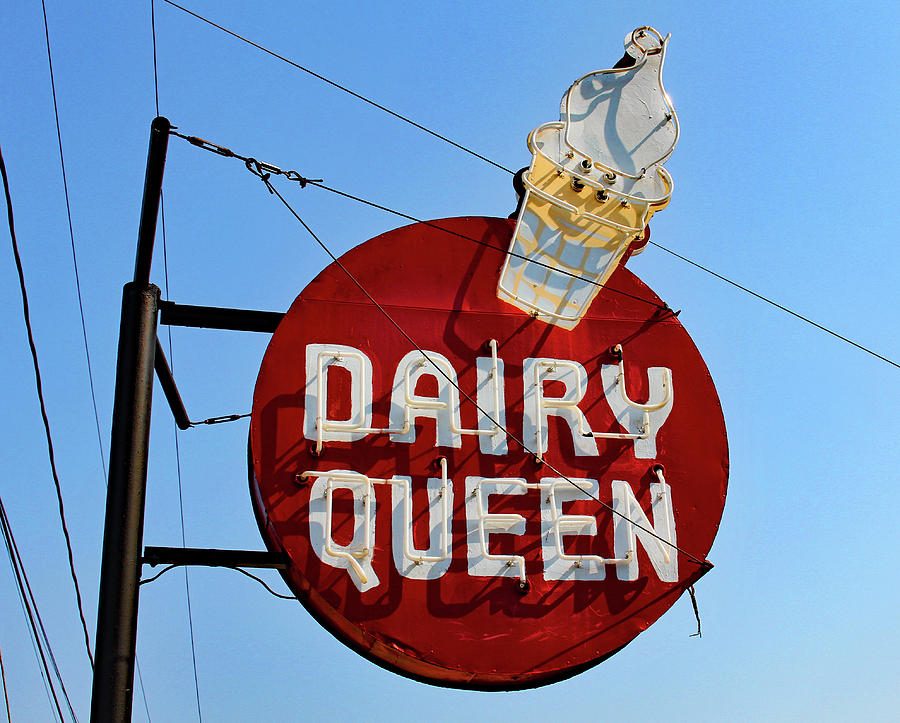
250;216;727;689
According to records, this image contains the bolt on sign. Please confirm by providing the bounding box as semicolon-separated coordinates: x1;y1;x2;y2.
250;27;728;689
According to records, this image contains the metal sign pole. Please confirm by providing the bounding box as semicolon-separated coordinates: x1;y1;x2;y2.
91;116;169;722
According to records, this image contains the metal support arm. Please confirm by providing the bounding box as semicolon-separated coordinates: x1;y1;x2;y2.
143;546;290;570
158;300;284;333
153;339;191;430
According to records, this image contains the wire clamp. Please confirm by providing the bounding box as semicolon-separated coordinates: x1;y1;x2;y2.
190;412;251;426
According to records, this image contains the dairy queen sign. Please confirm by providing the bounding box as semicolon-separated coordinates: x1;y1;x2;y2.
249;28;728;689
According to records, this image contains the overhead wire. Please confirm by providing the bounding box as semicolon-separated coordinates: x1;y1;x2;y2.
40;0;161;714
170;421;203;723
3;542;66;722
5;535;58;721
1;143;95;695
42;6;157;710
648;240;900;371
1;495;77;722
145;5;896;655
8;558;59;722
254;170;709;567
306;175;899;369
151;3;203;720
306;179;670;312
38;0;96;671
159;0;515;174
167;124;900;567
40;0;108;483
140;563;296;601
170;129;899;370
138;564;178;587
154;1;897;370
24;0;886;709
168;130;669;313
0;640;9;723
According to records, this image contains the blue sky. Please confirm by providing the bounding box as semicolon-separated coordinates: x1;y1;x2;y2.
2;1;898;720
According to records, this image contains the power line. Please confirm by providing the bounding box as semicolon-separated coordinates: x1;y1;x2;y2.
160;0;515;174
39;0;104;675
1;143;95;677
152;5;203;719
167;128;894;555
2;507;67;723
169;129;900;372
0;495;78;722
306;179;900;372
171;425;203;723
255;171;710;567
40;0;108;488
42;0;156;699
306;179;670;312
42;5;157;708
7;555;58;720
168;130;669;312
648;240;900;371
0;640;10;723
310;175;900;370
8;562;60;721
140;564;296;601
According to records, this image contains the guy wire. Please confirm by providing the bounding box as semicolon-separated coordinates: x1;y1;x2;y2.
160;0;514;174
256;172;709;568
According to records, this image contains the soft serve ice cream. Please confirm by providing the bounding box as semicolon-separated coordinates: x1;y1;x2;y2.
498;27;679;329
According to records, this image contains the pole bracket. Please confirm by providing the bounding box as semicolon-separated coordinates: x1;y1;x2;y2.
142;546;291;570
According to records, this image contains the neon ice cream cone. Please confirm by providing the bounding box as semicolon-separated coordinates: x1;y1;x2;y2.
498;27;679;330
